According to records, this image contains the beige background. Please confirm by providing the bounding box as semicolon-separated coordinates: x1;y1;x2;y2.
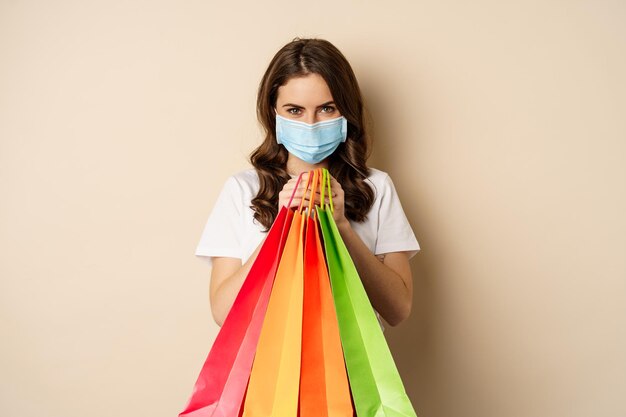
1;0;625;416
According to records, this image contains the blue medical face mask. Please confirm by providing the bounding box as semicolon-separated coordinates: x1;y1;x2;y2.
275;112;348;164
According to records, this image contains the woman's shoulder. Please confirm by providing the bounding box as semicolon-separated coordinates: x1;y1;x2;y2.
365;166;391;182
210;168;259;206
229;167;259;185
364;166;394;195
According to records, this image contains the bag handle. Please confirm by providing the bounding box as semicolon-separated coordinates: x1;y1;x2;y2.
318;168;334;213
306;169;321;216
298;169;320;214
297;171;312;213
286;172;305;209
286;169;334;213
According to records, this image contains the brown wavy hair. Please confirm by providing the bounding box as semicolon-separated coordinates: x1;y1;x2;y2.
250;37;375;231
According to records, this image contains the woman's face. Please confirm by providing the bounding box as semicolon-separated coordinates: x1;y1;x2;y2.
275;73;342;124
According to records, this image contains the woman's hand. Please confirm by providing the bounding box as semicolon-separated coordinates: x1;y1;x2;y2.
328;175;348;227
278;172;348;228
278;172;320;209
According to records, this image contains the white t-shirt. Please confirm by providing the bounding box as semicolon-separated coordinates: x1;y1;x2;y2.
195;167;421;267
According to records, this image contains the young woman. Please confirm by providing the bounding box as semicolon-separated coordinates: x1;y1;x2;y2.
195;37;421;328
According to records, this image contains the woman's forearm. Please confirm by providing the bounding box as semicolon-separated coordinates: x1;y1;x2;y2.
212;219;411;327
335;220;411;326
211;241;264;326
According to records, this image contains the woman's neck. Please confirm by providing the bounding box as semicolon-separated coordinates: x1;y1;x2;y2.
286;155;328;177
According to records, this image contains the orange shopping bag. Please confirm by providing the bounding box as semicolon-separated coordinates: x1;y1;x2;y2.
300;169;353;417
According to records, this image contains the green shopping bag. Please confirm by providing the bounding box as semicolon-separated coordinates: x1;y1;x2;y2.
316;169;418;417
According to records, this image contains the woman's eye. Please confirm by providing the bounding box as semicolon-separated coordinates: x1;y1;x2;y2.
287;108;301;115
321;106;335;113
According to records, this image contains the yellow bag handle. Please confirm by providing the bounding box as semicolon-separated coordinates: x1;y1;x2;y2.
318;168;334;213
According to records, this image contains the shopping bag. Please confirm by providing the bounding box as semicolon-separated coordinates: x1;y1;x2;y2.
179;174;305;417
316;169;418;417
241;174;313;417
300;169;353;417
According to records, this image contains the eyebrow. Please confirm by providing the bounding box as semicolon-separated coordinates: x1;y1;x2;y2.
282;101;335;108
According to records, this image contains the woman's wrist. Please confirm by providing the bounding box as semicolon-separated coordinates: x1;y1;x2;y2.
335;217;352;234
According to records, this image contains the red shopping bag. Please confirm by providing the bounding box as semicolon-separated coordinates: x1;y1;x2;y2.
241;173;316;417
300;169;353;417
179;175;305;417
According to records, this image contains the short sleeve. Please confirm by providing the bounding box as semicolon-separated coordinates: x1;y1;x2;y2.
374;174;421;259
194;176;245;268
